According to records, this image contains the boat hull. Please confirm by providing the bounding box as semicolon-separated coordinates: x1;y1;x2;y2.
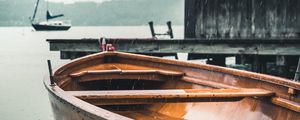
32;24;71;31
45;81;300;120
47;90;109;120
47;91;95;120
44;52;300;120
45;83;131;120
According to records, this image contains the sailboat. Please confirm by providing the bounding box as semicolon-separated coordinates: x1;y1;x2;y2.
31;0;71;31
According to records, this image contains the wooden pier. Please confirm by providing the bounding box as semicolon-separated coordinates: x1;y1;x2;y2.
48;38;300;79
47;0;300;79
48;38;300;56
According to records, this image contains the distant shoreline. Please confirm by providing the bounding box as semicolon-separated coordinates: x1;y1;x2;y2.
0;25;184;27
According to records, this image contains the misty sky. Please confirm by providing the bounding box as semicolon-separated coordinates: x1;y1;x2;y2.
0;0;184;26
47;0;113;4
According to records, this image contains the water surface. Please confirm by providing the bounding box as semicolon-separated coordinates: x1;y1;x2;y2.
0;26;183;120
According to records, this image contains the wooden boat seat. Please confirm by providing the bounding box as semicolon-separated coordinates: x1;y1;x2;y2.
272;97;300;113
69;69;184;82
67;88;274;105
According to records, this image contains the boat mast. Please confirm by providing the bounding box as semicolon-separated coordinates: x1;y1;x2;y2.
32;0;40;22
46;0;48;21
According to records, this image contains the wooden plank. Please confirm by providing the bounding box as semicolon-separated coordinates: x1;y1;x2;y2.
70;70;184;82
181;76;238;89
186;0;300;38
272;97;300;113
68;89;274;105
47;38;300;56
70;70;122;77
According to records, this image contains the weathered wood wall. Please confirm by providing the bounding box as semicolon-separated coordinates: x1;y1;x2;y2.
185;0;300;38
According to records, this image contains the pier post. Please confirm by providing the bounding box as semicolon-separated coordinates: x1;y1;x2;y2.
47;60;55;85
294;57;300;81
166;21;174;39
207;56;226;67
148;21;155;38
276;55;288;77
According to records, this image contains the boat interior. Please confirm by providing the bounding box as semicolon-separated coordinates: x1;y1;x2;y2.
51;52;300;120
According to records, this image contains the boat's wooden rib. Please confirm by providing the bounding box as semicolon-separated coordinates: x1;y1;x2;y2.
70;69;122;77
67;89;274;105
114;110;182;120
181;76;238;89
272;97;300;113
69;70;184;82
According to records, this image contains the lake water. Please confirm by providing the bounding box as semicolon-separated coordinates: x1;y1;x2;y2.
0;26;183;120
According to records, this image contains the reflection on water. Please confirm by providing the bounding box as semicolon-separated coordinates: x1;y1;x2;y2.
0;26;183;120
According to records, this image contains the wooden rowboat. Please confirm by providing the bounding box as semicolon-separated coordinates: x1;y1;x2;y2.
44;51;300;120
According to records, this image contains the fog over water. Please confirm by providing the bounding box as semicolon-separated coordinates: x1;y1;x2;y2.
0;26;183;120
47;0;112;4
0;0;185;119
0;0;184;26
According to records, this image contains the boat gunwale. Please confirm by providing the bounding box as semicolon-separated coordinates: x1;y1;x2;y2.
43;76;132;120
